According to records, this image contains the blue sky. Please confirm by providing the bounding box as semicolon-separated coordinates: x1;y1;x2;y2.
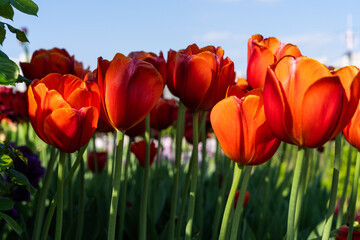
3;0;360;76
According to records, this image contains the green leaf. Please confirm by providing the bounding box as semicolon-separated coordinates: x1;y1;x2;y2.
0;54;19;85
0;197;15;211
0;212;22;235
5;169;36;194
0;50;8;58
9;0;38;16
5;23;28;42
0;3;14;20
6;169;29;186
16;74;32;85
0;154;13;171
0;27;5;45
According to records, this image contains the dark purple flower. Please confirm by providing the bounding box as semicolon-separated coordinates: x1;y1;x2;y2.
11;145;45;188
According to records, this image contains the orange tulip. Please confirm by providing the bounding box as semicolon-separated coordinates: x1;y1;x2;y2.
210;89;280;165
150;98;178;131
226;77;251;99
20;48;90;80
84;71;115;133
97;53;164;131
131;140;157;168
167;44;235;111
27;73;100;153
247;34;301;89
264;56;360;148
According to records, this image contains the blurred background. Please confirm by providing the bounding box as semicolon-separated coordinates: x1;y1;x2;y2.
2;0;360;77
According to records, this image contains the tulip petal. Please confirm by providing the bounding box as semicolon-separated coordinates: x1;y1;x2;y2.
301;76;344;147
247;44;275;89
104;58;163;131
264;67;294;144
175;53;212;110
43;106;98;153
211;96;242;162
66;87;92;110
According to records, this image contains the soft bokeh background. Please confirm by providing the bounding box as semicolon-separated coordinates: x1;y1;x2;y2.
2;0;360;76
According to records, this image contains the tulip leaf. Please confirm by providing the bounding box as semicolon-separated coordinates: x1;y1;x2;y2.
9;0;38;16
0;197;15;211
16;74;32;85
0;26;5;45
5;169;36;194
5;23;28;43
0;2;14;20
0;54;19;85
0;154;13;171
0;212;22;235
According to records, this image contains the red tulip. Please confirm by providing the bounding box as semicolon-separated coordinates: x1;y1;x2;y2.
128;51;166;82
27;73;100;153
247;34;302;89
20;48;89;81
125;118;145;138
150;98;178;131
211;89;280;165
131;140;157;168
87;151;107;173
264;56;360;148
335;215;360;240
97;53;164;131
12;91;28;121
0;87;28;122
166;44;235;111
84;71;115;133
184;110;211;144
233;190;250;208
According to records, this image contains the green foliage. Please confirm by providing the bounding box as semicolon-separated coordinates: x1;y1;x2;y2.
0;197;15;211
0;52;19;85
0;212;22;235
0;2;14;20
9;0;38;16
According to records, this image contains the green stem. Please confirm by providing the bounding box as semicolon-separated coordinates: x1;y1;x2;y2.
32;147;57;240
175;155;192;240
211;158;233;240
337;144;353;227
92;133;98;173
185;111;199;240
169;102;185;240
258;160;272;239
55;151;66;240
118;136;132;240
40;145;87;239
75;156;85;240
219;163;244;240
108;131;125;240
155;131;162;168
67;153;73;221
40;198;56;240
64;144;88;186
347;149;360;240
198;113;207;239
322;135;342;239
287;147;306;240
294;149;310;239
139;114;151;240
230;165;252;240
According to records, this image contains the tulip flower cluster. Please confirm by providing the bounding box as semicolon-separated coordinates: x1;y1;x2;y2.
1;32;360;240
